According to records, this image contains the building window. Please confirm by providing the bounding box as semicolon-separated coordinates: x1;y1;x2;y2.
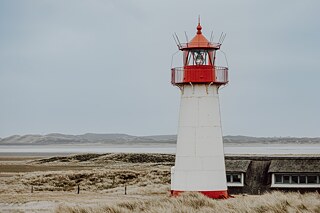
226;174;231;182
275;174;282;183
307;176;317;184
227;173;241;183
283;175;290;184
232;174;241;183
299;175;306;184
291;175;298;184
226;173;244;186
272;173;320;187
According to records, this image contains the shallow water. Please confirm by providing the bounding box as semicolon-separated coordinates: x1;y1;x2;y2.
0;144;319;155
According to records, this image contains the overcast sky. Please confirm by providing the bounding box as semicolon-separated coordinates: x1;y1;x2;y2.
0;0;319;138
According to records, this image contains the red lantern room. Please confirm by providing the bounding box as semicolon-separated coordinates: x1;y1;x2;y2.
171;21;228;85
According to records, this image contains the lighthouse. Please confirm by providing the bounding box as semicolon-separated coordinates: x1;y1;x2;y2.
170;20;229;199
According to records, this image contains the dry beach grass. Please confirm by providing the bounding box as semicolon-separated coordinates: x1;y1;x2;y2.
0;153;319;213
56;191;320;213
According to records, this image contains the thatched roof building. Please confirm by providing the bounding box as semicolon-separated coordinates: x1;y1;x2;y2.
268;159;320;173
223;155;320;194
225;160;251;172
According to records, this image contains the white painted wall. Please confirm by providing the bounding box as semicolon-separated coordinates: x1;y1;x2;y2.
171;84;227;191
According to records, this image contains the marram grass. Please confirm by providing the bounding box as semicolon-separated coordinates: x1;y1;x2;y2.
55;191;320;213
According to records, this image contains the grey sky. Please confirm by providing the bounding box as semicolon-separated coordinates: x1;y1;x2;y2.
0;0;319;138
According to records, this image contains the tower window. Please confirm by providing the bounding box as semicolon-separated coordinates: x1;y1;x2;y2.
185;49;213;66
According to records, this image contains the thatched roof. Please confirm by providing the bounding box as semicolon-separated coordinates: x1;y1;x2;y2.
268;160;320;173
225;160;251;172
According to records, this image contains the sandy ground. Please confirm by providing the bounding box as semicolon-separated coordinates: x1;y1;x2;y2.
1;154;319;213
0;154;172;212
0;192;164;213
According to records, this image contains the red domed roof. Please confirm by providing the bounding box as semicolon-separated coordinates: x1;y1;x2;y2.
180;22;220;50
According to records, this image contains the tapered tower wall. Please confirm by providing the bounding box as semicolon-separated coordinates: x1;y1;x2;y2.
171;84;227;193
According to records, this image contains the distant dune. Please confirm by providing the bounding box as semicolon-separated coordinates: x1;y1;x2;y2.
223;135;320;144
0;133;177;145
0;133;319;145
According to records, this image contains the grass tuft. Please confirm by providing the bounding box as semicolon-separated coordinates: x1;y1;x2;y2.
54;191;320;213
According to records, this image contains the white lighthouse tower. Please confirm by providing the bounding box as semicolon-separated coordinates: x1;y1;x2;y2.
170;20;229;199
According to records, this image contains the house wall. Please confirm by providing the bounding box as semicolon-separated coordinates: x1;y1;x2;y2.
228;160;271;195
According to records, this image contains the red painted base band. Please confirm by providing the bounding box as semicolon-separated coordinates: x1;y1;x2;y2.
171;190;229;199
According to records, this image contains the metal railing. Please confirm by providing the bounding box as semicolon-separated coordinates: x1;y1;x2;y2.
215;66;229;83
178;42;221;49
171;66;228;84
